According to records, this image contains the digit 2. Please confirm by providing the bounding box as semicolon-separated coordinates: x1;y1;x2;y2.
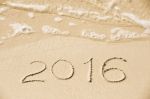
22;61;47;84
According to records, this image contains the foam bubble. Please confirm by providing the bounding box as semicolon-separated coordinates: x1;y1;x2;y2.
27;12;35;18
81;30;106;40
54;16;63;22
42;25;70;35
9;23;34;37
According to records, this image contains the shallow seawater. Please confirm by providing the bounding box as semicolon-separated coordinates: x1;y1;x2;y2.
0;0;150;48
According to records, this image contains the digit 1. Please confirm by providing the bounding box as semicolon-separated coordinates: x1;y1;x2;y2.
84;58;93;83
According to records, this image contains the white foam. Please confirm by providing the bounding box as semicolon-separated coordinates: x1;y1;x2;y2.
42;25;69;35
3;1;118;22
110;28;143;41
0;6;9;13
68;22;76;26
5;1;49;12
9;23;34;37
1;1;149;43
81;30;106;40
27;12;34;18
63;6;88;16
121;12;150;29
94;15;112;20
54;16;63;22
105;0;119;12
42;25;59;34
143;29;150;35
61;5;111;21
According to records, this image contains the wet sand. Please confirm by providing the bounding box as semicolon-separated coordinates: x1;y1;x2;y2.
0;0;150;99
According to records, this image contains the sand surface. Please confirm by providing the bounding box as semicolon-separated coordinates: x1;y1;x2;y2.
0;0;150;99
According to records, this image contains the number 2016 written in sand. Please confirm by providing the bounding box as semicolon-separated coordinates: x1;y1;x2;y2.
22;57;127;84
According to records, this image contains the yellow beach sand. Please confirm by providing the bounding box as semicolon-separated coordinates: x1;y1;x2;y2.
0;0;150;99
